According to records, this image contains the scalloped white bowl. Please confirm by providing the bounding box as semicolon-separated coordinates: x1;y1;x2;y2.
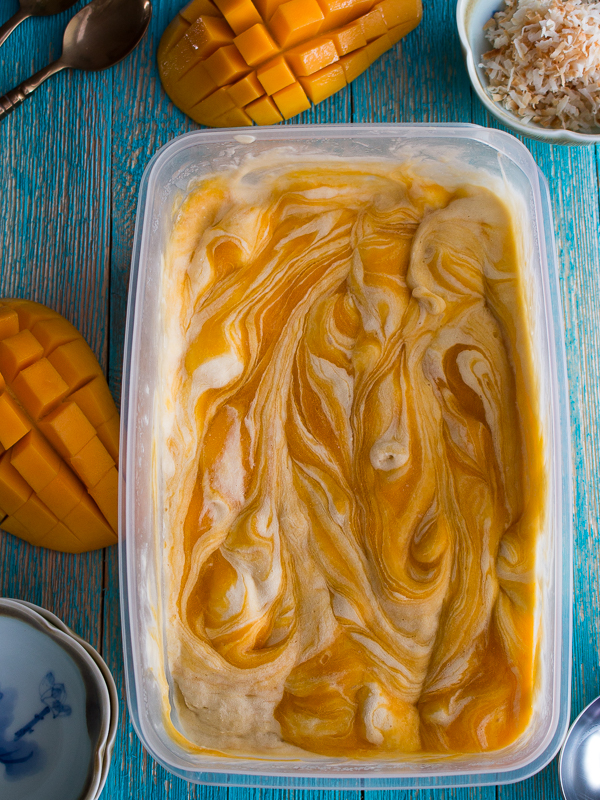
14;601;119;800
0;599;116;800
456;0;600;145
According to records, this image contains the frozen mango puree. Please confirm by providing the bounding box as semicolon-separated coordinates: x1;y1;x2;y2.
161;158;545;758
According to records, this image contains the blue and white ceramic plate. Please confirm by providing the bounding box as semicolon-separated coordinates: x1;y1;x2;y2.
14;600;118;800
0;599;110;800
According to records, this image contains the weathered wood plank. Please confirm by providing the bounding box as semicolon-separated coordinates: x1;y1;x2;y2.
355;1;471;123
102;0;197;795
470;107;600;799
0;0;112;646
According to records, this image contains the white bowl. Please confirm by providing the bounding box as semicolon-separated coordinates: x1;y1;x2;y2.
11;600;119;800
456;0;600;145
0;599;111;800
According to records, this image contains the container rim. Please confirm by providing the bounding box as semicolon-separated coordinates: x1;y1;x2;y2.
119;123;573;789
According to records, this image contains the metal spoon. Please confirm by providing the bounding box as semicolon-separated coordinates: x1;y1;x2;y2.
559;696;600;800
0;0;78;49
0;0;152;119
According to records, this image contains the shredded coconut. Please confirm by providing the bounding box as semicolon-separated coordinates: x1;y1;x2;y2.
481;0;600;131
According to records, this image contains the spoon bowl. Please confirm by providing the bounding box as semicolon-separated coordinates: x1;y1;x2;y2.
61;0;152;71
559;696;600;800
21;0;78;14
0;0;78;47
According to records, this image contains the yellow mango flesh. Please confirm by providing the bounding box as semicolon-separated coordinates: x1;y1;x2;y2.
158;0;422;126
0;300;118;553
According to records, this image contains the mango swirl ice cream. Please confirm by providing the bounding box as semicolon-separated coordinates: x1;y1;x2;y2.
159;156;545;759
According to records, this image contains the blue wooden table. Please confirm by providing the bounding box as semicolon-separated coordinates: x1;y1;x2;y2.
0;0;598;797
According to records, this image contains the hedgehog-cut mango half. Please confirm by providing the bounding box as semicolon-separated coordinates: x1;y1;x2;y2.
158;0;422;126
0;300;119;553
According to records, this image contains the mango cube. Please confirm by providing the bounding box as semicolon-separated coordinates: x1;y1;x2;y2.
161;16;234;82
96;414;120;462
204;43;250;84
89;467;119;533
0;393;31;450
0;451;32;515
316;0;373;29
359;6;387;39
257;55;295;93
10;430;62;493
166;61;218;109
2;515;34;545
329;21;366;54
39;402;96;460
189;14;236;55
70;376;117;428
0;308;19;340
227;71;265;106
387;18;416;43
374;0;420;27
272;80;311;117
38;522;84;553
0;330;44;382
13;494;58;539
215;106;254;125
214;0;262;33
12;301;54;330
299;62;346;103
234;24;279;66
48;338;102;393
69;436;114;489
192;86;236;123
286;37;338;75
269;0;324;48
253;0;286;19
64;495;117;550
158;16;190;54
245;94;283;123
340;43;372;79
0;300;120;552
12;358;69;420
180;0;220;22
38;462;85;520
31;317;78;356
366;30;391;61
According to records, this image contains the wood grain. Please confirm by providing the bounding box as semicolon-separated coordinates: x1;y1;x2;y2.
0;0;598;795
0;0;110;646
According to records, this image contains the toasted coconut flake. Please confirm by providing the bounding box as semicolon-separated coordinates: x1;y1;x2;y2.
480;0;600;130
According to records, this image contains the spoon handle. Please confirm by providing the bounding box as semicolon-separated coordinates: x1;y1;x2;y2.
0;61;65;120
0;8;29;48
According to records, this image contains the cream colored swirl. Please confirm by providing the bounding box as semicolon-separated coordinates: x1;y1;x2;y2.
160;159;543;758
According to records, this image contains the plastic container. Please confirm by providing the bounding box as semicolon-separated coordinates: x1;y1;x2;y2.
119;123;572;790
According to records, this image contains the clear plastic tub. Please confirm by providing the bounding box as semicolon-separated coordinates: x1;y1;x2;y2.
119;123;572;790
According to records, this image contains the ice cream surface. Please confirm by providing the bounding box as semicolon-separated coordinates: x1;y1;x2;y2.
159;154;544;759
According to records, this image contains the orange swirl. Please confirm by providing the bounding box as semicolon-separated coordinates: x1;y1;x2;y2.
160;160;543;758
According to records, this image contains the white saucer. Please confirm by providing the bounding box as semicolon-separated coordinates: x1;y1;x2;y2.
0;599;111;800
14;600;119;799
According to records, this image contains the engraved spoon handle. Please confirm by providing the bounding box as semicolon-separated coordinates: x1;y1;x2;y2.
0;8;29;48
0;60;65;119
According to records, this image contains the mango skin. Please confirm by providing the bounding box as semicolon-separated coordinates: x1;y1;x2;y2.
158;0;422;127
0;300;119;553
